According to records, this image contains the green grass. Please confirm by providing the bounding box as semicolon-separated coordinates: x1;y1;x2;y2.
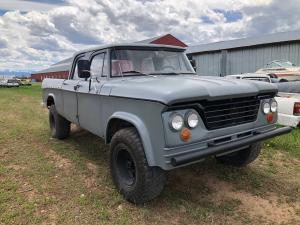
0;84;299;224
265;128;300;159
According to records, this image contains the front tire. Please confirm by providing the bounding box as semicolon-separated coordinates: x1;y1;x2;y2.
110;127;166;204
49;105;70;139
216;142;261;167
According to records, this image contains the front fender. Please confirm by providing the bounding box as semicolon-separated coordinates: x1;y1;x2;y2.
106;112;155;166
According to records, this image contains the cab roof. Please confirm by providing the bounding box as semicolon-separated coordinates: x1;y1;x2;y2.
74;43;186;57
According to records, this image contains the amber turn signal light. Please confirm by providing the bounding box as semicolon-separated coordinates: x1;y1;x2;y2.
266;112;273;123
180;128;191;142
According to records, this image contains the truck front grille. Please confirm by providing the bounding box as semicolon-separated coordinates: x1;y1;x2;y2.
200;96;261;130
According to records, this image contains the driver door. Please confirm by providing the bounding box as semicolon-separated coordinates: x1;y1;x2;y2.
76;51;108;135
61;55;84;124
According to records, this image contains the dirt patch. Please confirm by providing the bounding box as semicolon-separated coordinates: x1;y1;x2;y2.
235;193;298;224
7;164;26;171
86;162;98;175
205;175;300;224
50;152;73;170
30;137;74;171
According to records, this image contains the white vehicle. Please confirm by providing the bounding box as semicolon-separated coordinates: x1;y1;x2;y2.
275;92;300;127
2;79;20;88
226;73;300;127
0;80;6;87
256;60;300;82
226;73;276;83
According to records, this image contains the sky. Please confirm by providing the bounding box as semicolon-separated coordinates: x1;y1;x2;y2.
0;0;299;72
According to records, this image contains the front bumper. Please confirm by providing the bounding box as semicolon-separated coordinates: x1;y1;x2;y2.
170;126;292;166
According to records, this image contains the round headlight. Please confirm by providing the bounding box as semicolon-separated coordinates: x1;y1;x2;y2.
187;112;199;128
270;100;278;112
170;114;184;131
263;102;271;114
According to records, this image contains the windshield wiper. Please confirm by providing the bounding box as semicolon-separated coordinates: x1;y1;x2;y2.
149;72;180;75
149;72;195;75
122;70;150;76
181;72;196;74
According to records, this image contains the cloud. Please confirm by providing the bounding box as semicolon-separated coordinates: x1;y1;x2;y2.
242;0;300;35
0;0;62;12
0;0;298;72
0;37;8;48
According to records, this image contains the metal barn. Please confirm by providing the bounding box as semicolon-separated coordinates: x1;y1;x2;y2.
186;30;300;76
31;58;72;82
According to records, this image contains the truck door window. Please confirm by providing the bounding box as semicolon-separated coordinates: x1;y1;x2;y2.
91;53;104;78
91;53;108;78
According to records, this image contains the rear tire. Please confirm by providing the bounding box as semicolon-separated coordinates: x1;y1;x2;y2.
216;142;261;167
49;105;70;139
110;127;166;204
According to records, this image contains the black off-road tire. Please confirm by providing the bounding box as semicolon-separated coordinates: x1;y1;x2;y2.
216;142;261;167
110;127;166;204
49;105;70;139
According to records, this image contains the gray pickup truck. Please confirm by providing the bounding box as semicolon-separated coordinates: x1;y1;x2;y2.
42;43;291;204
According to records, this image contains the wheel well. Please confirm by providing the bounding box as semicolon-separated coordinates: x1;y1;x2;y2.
106;118;134;143
279;79;288;82
47;96;55;108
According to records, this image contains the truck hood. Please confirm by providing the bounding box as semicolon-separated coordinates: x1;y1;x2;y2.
104;75;277;105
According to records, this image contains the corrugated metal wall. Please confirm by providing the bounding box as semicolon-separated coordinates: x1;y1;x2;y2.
192;41;300;76
194;51;221;76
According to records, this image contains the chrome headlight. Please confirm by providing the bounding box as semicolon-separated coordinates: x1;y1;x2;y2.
186;111;199;128
170;114;184;131
270;100;278;112
262;101;271;114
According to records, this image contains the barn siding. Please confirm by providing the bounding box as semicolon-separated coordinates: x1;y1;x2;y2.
194;51;221;76
31;71;69;82
191;41;300;76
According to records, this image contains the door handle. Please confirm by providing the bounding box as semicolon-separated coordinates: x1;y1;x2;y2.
73;84;82;91
62;82;69;85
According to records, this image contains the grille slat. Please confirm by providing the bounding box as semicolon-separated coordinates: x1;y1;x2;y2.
206;109;259;120
204;103;260;114
204;99;258;108
200;96;261;130
207;114;257;123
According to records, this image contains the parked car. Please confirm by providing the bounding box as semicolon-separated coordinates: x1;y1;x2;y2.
17;78;32;86
256;60;300;82
0;80;6;87
0;79;20;88
42;43;291;203
227;73;276;83
227;73;300;127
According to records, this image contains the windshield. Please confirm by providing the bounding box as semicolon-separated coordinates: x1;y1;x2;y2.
275;60;295;68
110;49;195;77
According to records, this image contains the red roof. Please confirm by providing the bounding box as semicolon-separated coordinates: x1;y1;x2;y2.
137;34;188;48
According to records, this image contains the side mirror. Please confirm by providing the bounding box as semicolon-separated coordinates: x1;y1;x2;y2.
78;59;91;79
190;59;196;71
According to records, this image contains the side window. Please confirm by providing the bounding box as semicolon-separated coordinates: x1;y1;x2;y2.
91;53;105;78
90;53;108;78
